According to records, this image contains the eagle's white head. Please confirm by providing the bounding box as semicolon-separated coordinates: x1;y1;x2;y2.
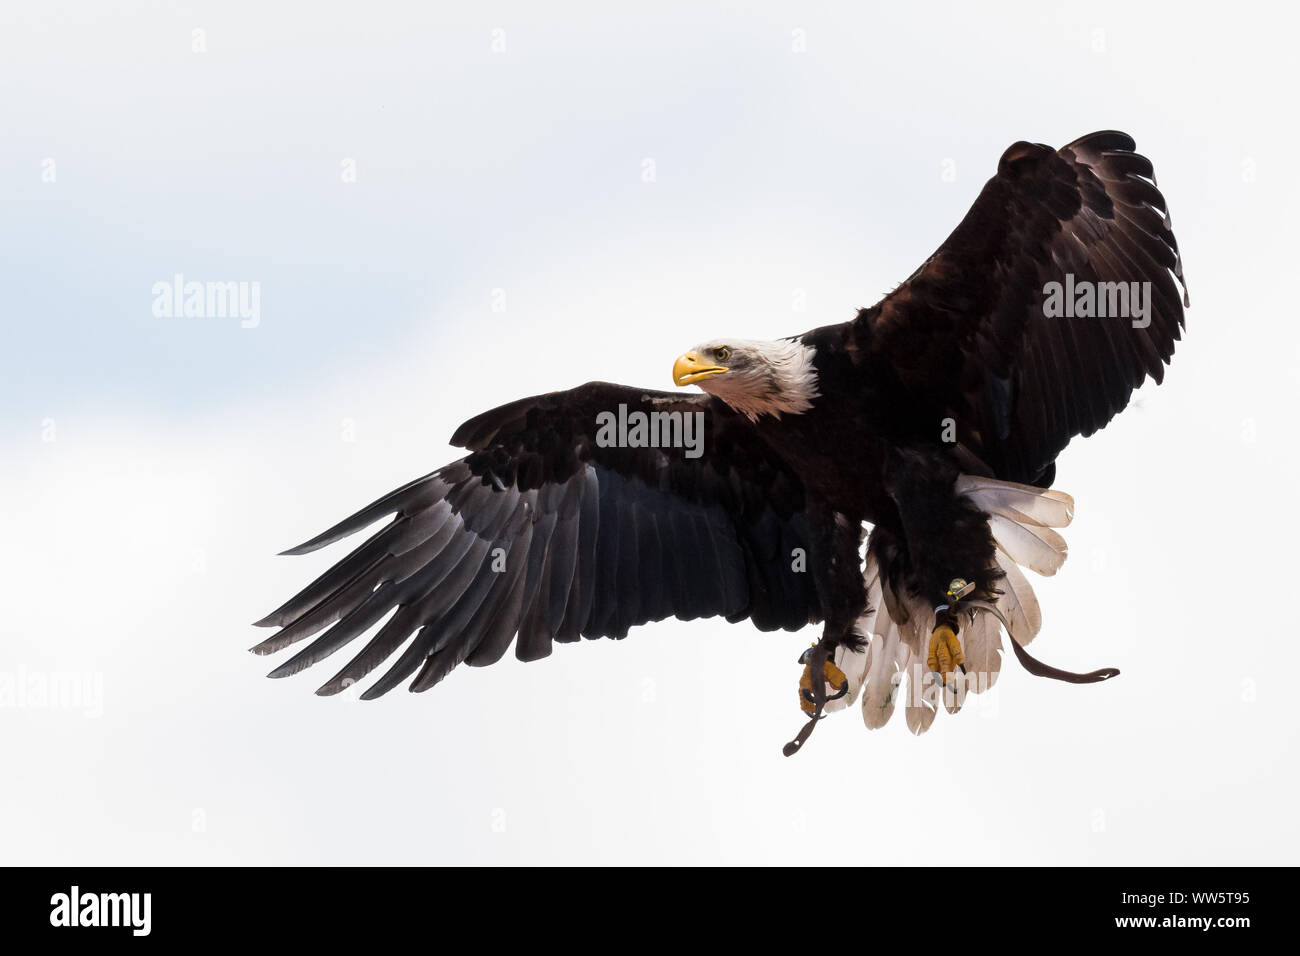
672;337;820;421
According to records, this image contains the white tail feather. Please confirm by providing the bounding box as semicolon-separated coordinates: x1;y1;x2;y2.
825;555;881;713
822;476;1071;734
987;513;1068;576
960;605;1002;692
994;548;1043;645
904;669;938;735
861;619;908;728
955;475;1074;528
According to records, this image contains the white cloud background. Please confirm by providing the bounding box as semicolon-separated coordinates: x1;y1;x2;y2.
2;0;1296;864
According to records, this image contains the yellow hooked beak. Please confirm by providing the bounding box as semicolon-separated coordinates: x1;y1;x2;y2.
673;352;729;387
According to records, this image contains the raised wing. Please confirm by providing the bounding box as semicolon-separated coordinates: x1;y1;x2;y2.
857;130;1189;484
253;382;821;698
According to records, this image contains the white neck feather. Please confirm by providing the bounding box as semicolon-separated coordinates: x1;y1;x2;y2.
708;338;821;422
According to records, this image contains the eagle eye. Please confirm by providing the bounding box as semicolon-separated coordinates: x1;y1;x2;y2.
714;347;730;362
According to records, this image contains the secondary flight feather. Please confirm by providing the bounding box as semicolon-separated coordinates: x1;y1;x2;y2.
254;131;1187;751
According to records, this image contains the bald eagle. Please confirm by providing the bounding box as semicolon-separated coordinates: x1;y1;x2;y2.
254;131;1187;751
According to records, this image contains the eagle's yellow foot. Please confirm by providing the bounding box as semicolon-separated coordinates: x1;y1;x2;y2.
926;621;966;690
798;650;848;715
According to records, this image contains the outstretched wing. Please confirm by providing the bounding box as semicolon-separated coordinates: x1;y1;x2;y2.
857;130;1189;484
252;382;821;698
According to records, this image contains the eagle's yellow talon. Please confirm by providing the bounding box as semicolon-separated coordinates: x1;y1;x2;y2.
799;658;848;715
926;623;965;688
